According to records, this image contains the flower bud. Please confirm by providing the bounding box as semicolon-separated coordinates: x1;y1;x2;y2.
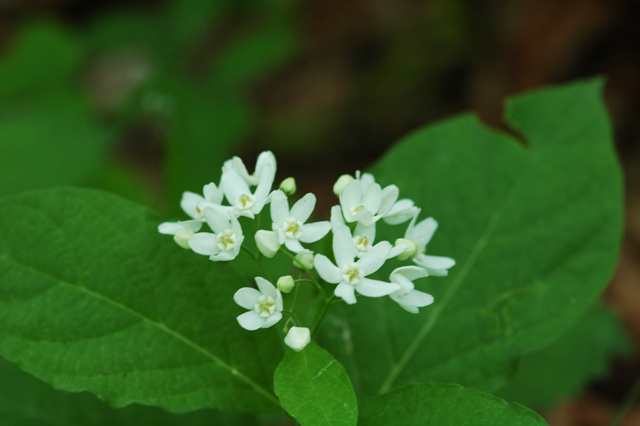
333;174;353;195
279;177;297;196
255;230;281;258
174;227;195;249
277;275;295;293
293;252;314;270
394;238;418;261
284;327;311;352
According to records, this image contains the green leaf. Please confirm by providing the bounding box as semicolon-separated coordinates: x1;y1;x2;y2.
496;302;632;409
0;188;282;413
274;343;358;426
319;79;623;396
359;383;547;425
0;356;257;426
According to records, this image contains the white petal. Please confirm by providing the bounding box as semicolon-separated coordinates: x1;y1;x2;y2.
356;278;400;297
412;217;438;245
221;169;251;205
361;182;382;214
378;184;399;215
237;311;265;331
340;180;363;222
203;183;223;204
290;193;316;223
390;294;420;314
391;265;429;283
255;277;278;299
255;151;277;185
188;233;218;256
330;205;346;229
357;241;391;274
234;287;261;309
383;199;418;224
299;221;331;243
332;226;355;268
180;192;204;218
313;254;341;283
354;222;376;241
334;282;357;304
262;312;282;328
158;222;183;235
284;239;307;254
420;255;455;270
224;156;253;184
397;290;434;308
203;206;231;233
270;190;289;224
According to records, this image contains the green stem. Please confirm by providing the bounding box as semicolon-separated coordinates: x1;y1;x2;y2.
311;295;336;337
609;375;640;426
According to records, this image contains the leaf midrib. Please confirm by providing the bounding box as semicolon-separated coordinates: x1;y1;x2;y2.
0;254;281;409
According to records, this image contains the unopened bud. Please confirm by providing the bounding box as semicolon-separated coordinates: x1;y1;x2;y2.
174;227;195;249
394;238;418;261
277;275;295;293
333;174;354;196
255;230;281;258
284;327;311;352
279;177;297;196
293;252;314;270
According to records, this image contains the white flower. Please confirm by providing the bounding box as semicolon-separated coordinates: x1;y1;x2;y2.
271;190;331;254
314;225;400;304
388;266;434;313
221;167;273;219
382;198;419;225
330;205;403;259
398;213;455;276
223;151;277;187
157;183;225;242
234;277;283;330
339;175;399;226
188;206;244;261
284;327;311;351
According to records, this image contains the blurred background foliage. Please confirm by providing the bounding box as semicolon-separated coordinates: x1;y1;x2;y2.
1;0;639;424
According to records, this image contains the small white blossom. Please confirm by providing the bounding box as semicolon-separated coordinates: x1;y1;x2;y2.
157;183;225;242
388;266;434;313
314;225;400;304
284;327;311;351
221;152;276;219
339;174;399;226
398;213;455;276
271;190;331;254
188;206;244;261
234;277;283;330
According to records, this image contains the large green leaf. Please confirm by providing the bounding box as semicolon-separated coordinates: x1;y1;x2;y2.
496;302;632;409
0;356;256;426
274;343;358;426
359;383;547;425
0;189;282;413
319;79;623;396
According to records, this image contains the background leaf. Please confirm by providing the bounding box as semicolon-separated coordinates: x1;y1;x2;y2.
274;343;358;426
496;302;632;409
359;383;547;425
0;189;283;413
319;79;623;397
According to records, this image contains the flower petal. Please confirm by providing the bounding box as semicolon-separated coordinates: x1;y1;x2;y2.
313;254;341;283
203;206;231;233
158;222;183;235
180;192;204;218
270;190;289;224
391;265;429;283
378;184;399;215
361;182;382;214
255;277;278;298
234;287;261;309
237;311;265;331
290;193;316;223
335;282;357;304
262;312;282;328
188;233;218;256
356;241;391;274
284;238;307;254
354;222;376;241
203;182;223;204
412;217;438;246
419;255;456;270
299;221;331;243
333;226;355;267
397;290;434;308
221;169;251;205
356;278;400;297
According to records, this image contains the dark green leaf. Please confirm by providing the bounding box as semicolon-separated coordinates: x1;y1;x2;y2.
0;189;282;413
274;343;357;426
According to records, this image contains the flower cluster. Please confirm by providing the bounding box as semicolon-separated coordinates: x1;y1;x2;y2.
159;151;454;351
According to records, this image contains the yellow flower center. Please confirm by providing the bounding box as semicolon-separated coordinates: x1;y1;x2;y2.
342;263;363;285
255;295;276;317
